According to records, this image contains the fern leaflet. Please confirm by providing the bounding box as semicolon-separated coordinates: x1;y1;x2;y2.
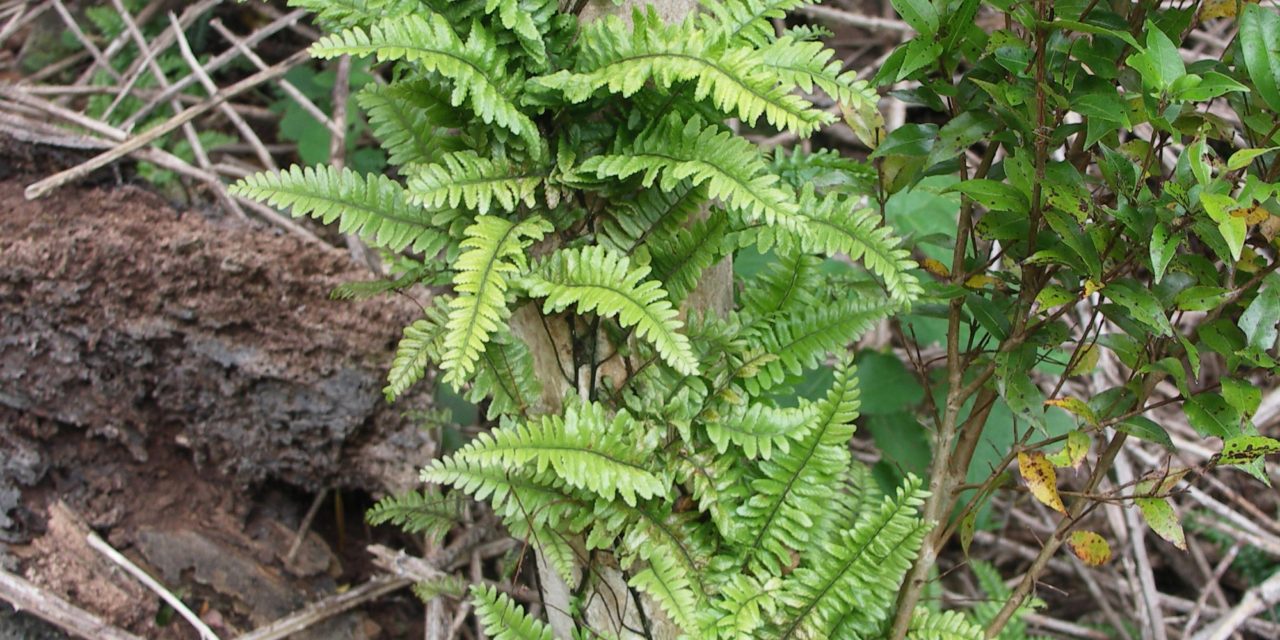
408;151;548;214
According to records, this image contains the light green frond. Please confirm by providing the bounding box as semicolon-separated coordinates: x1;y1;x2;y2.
738;360;861;573
286;0;418;29
741;252;822;320
699;0;813;46
708;575;781;639
365;488;463;542
792;187;922;304
230;165;448;254
442;215;552;386
470;584;558;640
648;209;735;305
538;9;831;136
739;297;896;393
433;401;665;506
408;151;547;214
760;36;878;111
310;14;542;152
423;460;585;535
356;80;461;167
386;315;444;402
483;0;558;62
706;401;818;460
583;113;798;227
525;245;699;376
472;329;541;419
908;610;984;640
629;551;700;633
778;476;929;639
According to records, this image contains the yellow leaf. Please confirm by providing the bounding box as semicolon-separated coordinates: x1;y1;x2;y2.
839;101;885;151
965;274;999;289
1069;344;1099;376
1200;0;1259;22
1084;279;1103;297
922;258;951;278
1068;530;1112;566
1044;397;1099;426
1046;430;1091;469
1018;451;1066;514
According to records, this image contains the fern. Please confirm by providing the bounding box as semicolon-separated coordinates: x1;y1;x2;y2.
286;0;418;30
741;252;822;320
481;0;559;63
538;8;831;136
470;584;557;640
701;0;813;46
628;550;701;632
647;209;735;305
908;610;985;640
408;151;547;214
706;400;818;460
311;13;542;153
738;359;861;573
583;113;799;227
426;400;666;507
356;80;462;167
597;182;708;255
386;314;444;402
441;215;551;386
524;245;699;376
230;165;448;254
366;488;463;542
777;476;929;639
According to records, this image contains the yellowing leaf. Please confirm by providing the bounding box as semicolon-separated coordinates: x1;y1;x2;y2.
1047;430;1091;469
1036;285;1078;309
1084;279;1103;297
965;274;1000;289
1069;344;1100;376
922;258;951;278
1136;497;1187;550
1018;451;1066;514
1045;397;1099;425
839;101;886;151
1200;0;1259;22
1234;205;1270;226
1136;468;1190;496
1069;531;1112;565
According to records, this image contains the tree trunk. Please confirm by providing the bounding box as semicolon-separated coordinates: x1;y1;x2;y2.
509;3;731;636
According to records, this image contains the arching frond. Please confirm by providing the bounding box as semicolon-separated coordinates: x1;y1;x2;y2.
583;113;798;227
286;0;418;30
470;584;558;640
792;187;923;304
908;610;984;640
699;0;813;46
365;488;463;542
525;245;699;376
739;297;896;393
760;35;878;110
472;329;541;419
707;575;781;639
386;314;444;402
737;360;861;573
441;215;552;386
706;401;818;460
482;0;559;62
629;551;701;632
649;209;735;305
408;151;547;214
356;80;462;167
769;147;877;196
429;401;666;506
598;181;708;255
311;13;542;153
538;9;831;136
741;252;822;321
230;165;448;254
777;476;929;639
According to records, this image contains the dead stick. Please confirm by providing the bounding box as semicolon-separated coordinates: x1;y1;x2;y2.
85;531;221;640
285;487;330;567
233;575;412;640
25;49;309;200
0;567;145;640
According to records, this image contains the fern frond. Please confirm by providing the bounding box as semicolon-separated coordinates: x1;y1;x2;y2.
386;314;444;402
356;80;462;167
470;584;558;640
738;360;860;573
431;401;665;506
741;252;822;320
706;401;818;460
311;14;542;153
907;609;984;640
760;35;878;110
538;10;831;136
769;147;877;196
472;328;542;419
792;187;923;304
331;263;431;301
423;460;586;535
366;488;463;542
583;113;798;227
408;151;547;214
482;0;559;62
441;215;552;387
700;0;812;46
738;297;896;394
286;0;417;30
629;551;701;633
778;476;929;639
708;574;782;639
525;245;699;376
411;574;469;601
598;182;708;255
230;165;448;254
648;209;735;305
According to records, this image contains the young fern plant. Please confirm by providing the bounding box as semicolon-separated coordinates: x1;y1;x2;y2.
234;0;947;637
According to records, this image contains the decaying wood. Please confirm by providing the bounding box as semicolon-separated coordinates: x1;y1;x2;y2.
0;568;144;640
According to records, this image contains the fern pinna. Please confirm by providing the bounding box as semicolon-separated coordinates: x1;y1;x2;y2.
234;0;963;637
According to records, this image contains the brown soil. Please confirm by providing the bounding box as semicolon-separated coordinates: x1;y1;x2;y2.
0;143;432;638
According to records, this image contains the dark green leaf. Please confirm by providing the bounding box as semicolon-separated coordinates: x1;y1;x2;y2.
1240;4;1280;113
1184;393;1242;439
1116;416;1174;449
